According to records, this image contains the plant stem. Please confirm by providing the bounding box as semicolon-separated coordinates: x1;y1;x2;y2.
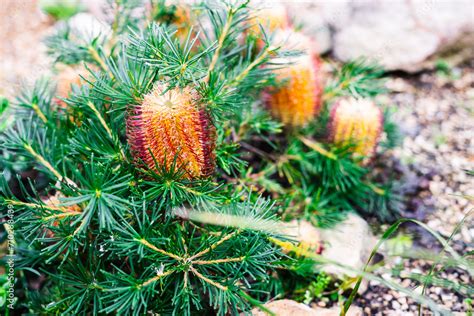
367;183;386;195
193;256;245;265
87;101;113;138
88;46;114;80
205;9;234;81
188;231;239;260
183;271;189;288
31;103;48;123
188;222;221;236
136;238;183;261
231;47;272;86
299;136;337;160
43;211;82;221
88;46;108;71
23;144;77;187
139;269;175;288
189;266;228;291
86;101;127;161
4;199;63;211
239;290;276;316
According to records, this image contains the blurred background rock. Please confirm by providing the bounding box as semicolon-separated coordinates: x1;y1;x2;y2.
2;0;473;97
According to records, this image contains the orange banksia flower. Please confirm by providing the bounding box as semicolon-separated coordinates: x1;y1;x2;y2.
127;84;216;179
249;4;290;36
264;30;324;127
150;1;196;43
328;98;383;159
247;4;290;50
170;3;197;42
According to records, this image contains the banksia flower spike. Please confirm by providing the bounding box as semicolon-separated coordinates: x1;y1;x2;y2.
328;98;383;160
173;4;195;39
249;4;290;37
264;30;324;127
247;4;290;51
127;84;216;179
148;1;197;44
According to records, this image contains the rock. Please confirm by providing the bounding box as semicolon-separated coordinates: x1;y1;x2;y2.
250;299;316;316
80;0;109;20
285;4;332;54
318;213;377;278
335;1;474;71
282;220;323;255
285;0;474;72
249;299;362;316
311;306;363;316
280;217;375;293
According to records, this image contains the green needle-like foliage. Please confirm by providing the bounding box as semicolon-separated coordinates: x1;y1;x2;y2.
0;2;288;314
0;0;403;314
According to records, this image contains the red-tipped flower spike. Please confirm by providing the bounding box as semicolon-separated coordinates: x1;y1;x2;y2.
328;98;383;160
127;84;216;179
264;30;324;127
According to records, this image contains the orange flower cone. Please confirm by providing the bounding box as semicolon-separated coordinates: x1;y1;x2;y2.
247;4;290;49
248;4;290;36
328;98;383;159
126;84;216;179
172;3;196;42
264;30;324;127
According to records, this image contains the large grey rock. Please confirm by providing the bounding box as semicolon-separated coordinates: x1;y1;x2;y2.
284;0;474;72
312;306;363;316
64;13;111;42
332;0;474;72
78;0;474;71
280;217;372;293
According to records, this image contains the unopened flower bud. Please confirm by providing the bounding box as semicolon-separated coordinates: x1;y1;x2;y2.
247;4;290;50
249;4;290;36
328;98;383;159
127;84;216;179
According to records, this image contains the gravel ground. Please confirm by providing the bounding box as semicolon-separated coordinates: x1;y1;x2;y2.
356;242;472;315
0;0;53;98
388;66;474;241
355;66;474;314
1;2;472;315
